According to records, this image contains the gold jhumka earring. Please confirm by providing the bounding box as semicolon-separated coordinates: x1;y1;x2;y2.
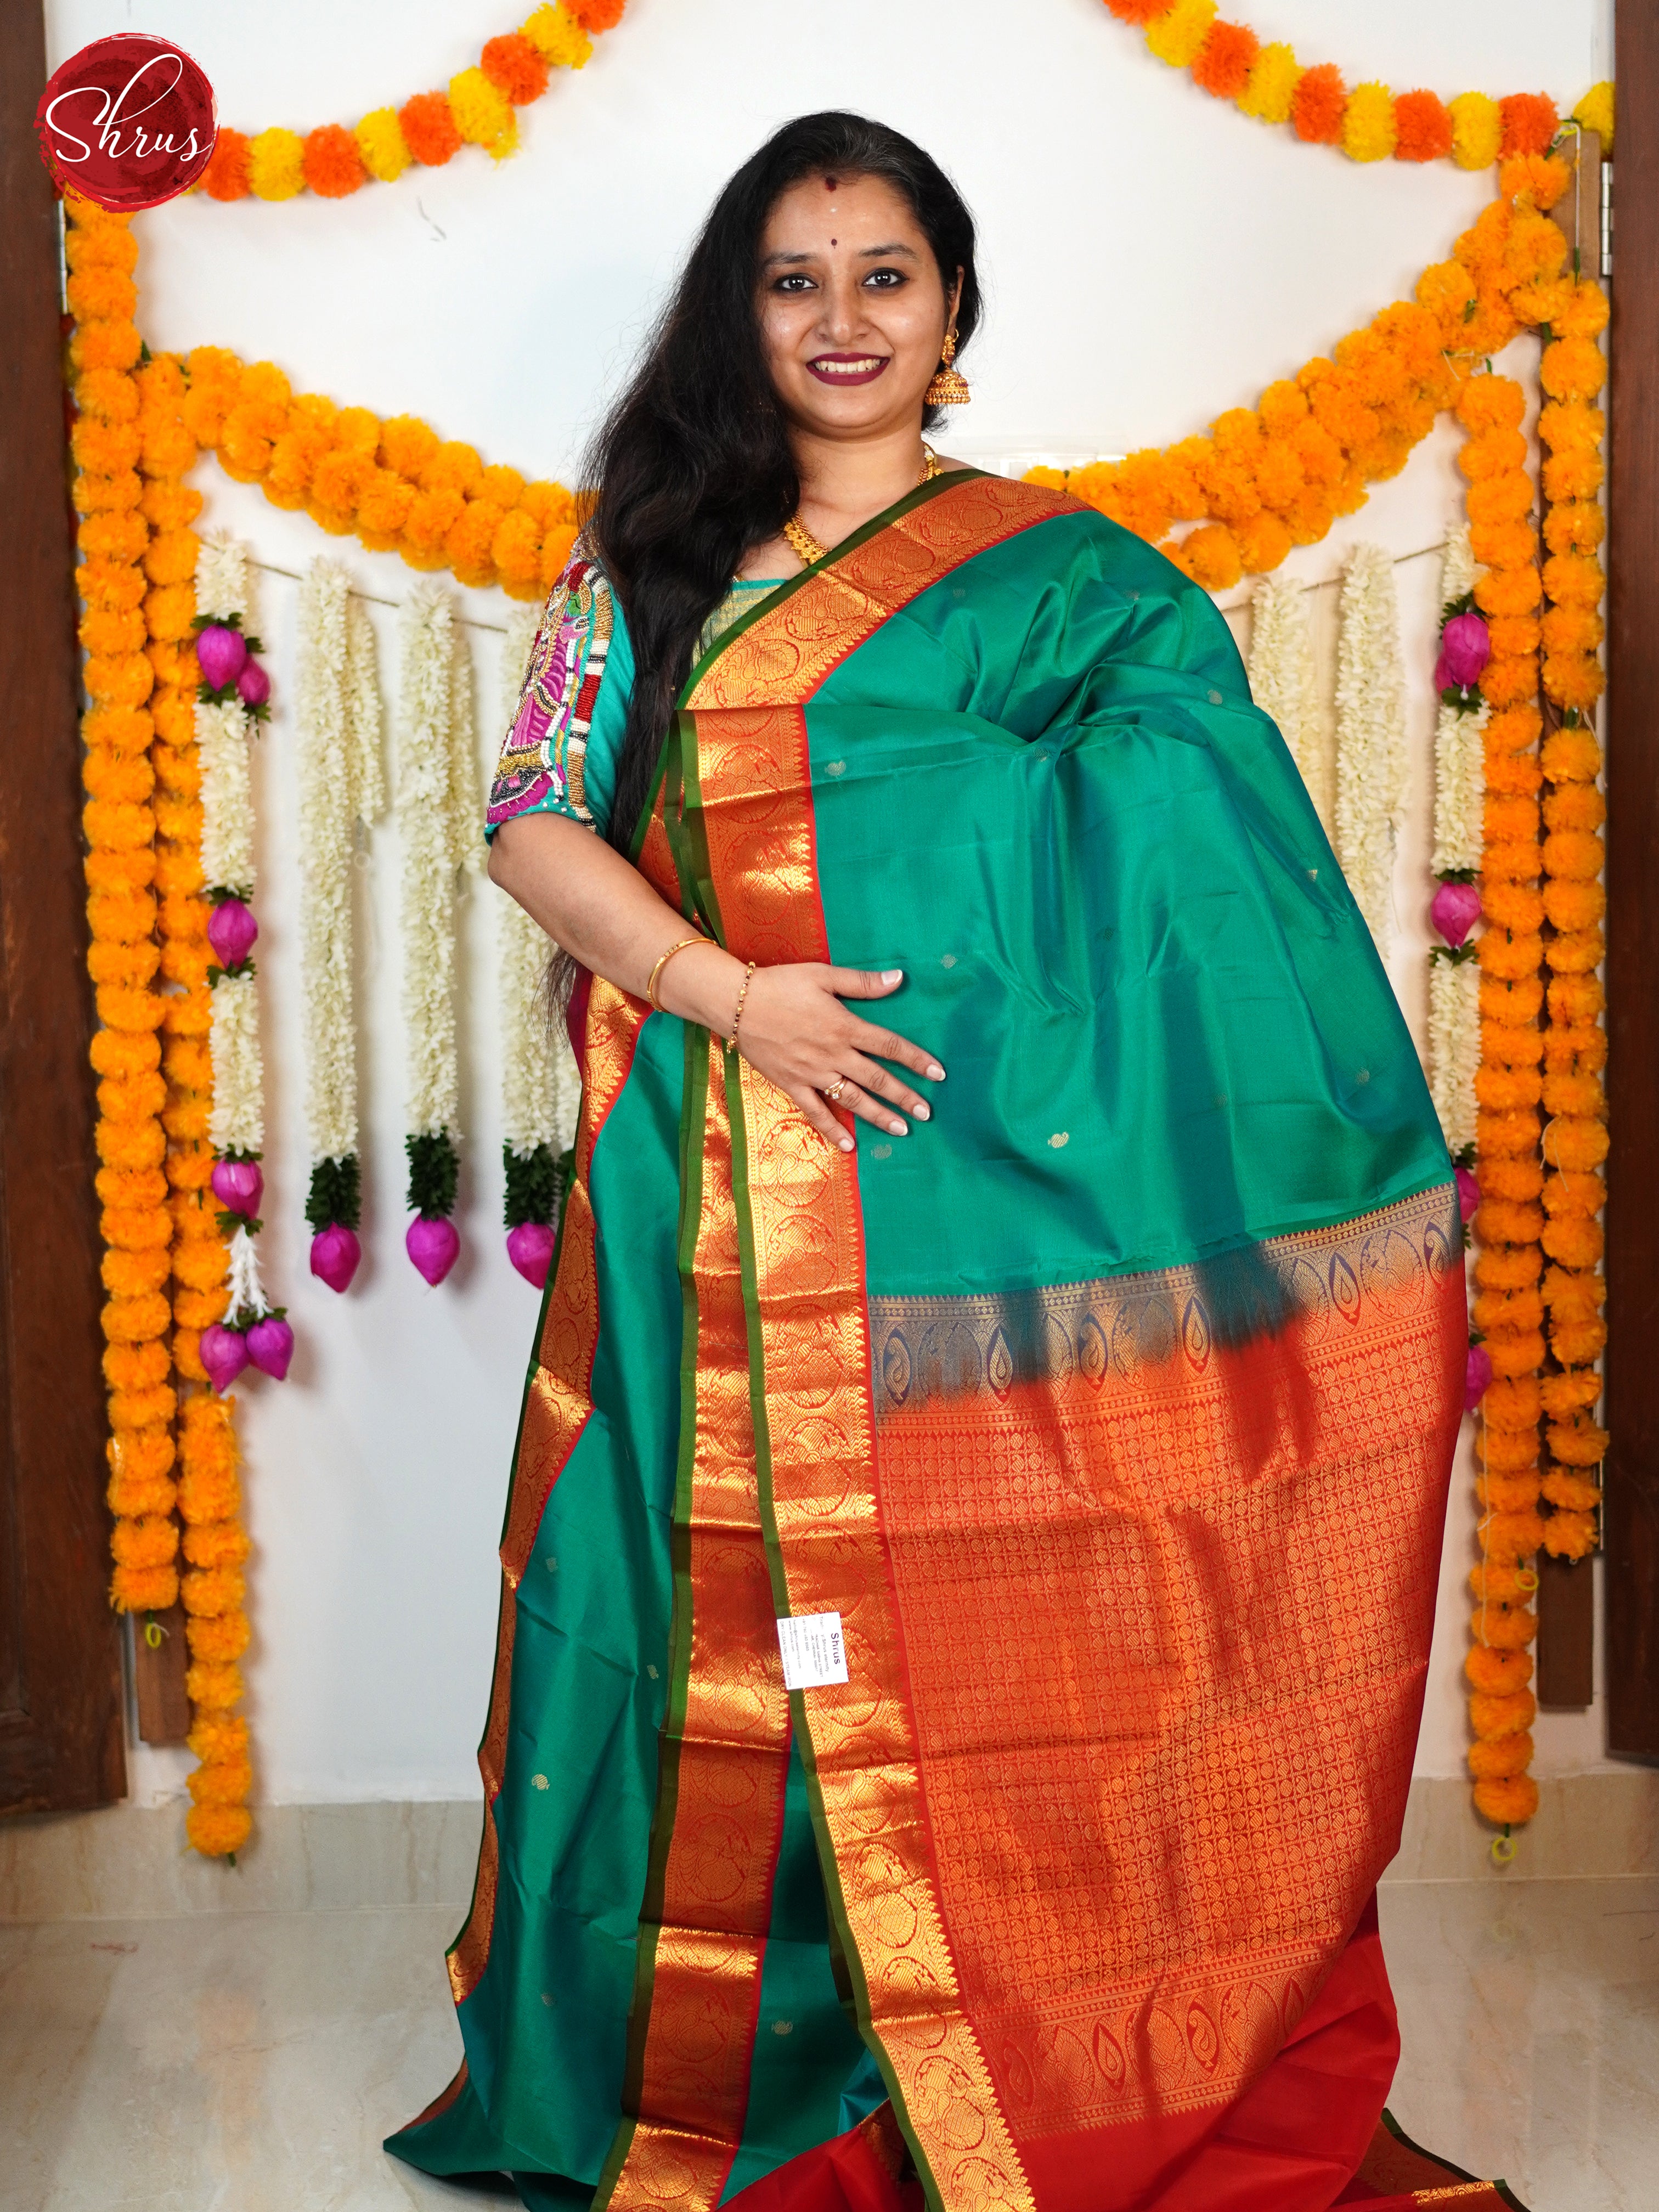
924;329;970;407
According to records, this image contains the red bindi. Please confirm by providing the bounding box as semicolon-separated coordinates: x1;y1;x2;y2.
824;174;838;190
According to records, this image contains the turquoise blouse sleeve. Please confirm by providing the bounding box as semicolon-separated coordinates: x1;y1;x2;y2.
486;538;635;843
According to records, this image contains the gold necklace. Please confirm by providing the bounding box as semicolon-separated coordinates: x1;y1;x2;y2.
782;444;940;569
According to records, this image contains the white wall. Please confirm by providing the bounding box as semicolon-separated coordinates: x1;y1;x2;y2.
45;0;1615;1804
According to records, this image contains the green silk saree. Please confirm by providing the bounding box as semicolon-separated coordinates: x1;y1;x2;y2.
390;472;1467;2212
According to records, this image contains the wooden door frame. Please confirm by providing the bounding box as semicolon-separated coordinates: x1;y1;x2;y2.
1606;1;1659;1762
0;3;127;1813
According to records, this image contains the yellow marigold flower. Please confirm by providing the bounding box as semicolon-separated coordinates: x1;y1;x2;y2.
1450;91;1503;171
1145;0;1216;69
355;108;410;183
449;66;517;159
1572;80;1613;150
187;1802;252;1858
247;127;306;201
1341;82;1397;162
521;2;592;67
1237;42;1300;124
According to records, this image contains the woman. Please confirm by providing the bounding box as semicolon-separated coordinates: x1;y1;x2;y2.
391;114;1480;2212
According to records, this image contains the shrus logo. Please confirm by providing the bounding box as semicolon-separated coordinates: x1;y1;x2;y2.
36;32;217;212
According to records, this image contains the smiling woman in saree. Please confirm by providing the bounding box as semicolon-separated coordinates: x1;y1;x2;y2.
388;112;1484;2212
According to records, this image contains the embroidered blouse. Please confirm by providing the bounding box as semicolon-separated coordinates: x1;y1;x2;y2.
486;546;781;845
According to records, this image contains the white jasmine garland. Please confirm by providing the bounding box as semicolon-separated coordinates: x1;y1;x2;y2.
194;533;266;1161
296;561;383;1172
496;606;581;1164
208;972;263;1155
1427;957;1481;1156
1431;524;1487;876
397;586;473;1143
1247;575;1330;833
224;1221;270;1326
198;694;256;893
1333;543;1407;951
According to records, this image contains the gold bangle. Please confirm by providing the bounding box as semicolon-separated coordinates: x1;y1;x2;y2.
726;960;758;1054
646;935;706;1012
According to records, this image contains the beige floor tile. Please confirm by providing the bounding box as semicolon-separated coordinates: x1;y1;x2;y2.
1380;1876;1659;2212
2;1883;1655;2209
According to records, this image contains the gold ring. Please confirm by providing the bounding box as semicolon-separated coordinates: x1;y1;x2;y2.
823;1077;848;1104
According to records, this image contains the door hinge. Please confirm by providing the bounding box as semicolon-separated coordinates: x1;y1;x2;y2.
1601;159;1613;280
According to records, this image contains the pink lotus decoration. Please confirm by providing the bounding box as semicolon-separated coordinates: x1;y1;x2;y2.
246;1315;295;1380
310;1223;362;1294
506;1221;555;1289
196;623;249;690
236;659;270;709
1465;1342;1494;1412
211;1159;263;1216
1430;879;1482;948
200;1323;249;1393
207;898;258;967
407;1215;460;1286
1455;1165;1481;1225
1435;611;1491;693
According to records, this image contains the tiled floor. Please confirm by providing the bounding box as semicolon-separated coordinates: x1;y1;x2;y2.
2;1880;1655;2210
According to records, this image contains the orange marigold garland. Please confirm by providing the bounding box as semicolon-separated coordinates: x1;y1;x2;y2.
1455;152;1600;1837
200;2;630;204
179;1392;254;1856
1099;4;1611;171
175;346;580;602
1462;361;1545;1835
135;362;255;1860
1032;140;1583;591
1533;258;1609;1565
67;193;179;1620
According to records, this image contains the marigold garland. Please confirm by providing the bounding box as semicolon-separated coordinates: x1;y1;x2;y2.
137;365;255;1860
1534;257;1609;1566
165;345;580;603
200;3;628;205
68;196;254;1859
1101;4;1611;170
1031;155;1595;588
170;161;1595;617
1457;149;1609;1836
68;194;179;1614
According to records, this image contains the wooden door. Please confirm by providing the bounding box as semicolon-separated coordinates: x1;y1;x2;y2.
0;2;127;1814
1607;0;1659;1762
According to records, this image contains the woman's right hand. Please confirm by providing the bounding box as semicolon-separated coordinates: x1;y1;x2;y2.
487;816;942;1155
666;952;945;1153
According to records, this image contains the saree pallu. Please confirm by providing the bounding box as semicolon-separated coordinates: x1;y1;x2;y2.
390;473;1469;2212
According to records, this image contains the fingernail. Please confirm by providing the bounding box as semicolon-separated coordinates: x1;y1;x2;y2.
914;1103;930;1121
882;969;903;984
927;1062;945;1081
839;1136;854;1153
889;1120;907;1136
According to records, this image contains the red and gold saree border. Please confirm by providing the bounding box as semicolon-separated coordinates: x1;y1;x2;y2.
447;973;647;2008
682;725;1031;2208
685;473;1075;718
662;471;1093;2212
449;780;682;2010
595;1032;794;2212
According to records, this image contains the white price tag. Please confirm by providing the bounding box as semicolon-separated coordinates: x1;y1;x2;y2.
776;1611;848;1692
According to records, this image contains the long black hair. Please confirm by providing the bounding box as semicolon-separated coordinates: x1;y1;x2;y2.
586;112;981;852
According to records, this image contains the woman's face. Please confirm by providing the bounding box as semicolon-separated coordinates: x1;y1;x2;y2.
757;171;959;441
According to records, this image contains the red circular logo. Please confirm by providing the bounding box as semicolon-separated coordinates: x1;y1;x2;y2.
36;33;216;212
